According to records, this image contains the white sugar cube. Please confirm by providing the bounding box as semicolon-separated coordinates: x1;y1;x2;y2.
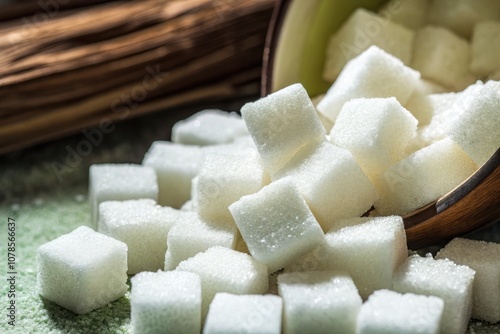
229;177;325;273
357;289;444;334
278;271;362;334
330;97;418;178
194;154;266;223
142;141;204;208
288;216;407;299
131;271;202;334
172;109;248;146
375;138;478;215
273;141;378;231
177;246;268;320
411;26;475;91
89;163;158;225
378;0;429;30
323;8;414;82
36;226;128;314
393;255;476;334
98;199;179;274
318;46;420;123
436;238;500;323
470;21;500;77
446;82;500;166
164;212;237;271
240;83;326;174
203;293;282;334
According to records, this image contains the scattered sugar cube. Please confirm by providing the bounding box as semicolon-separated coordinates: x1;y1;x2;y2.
318;46;420;123
229;177;325;273
288;216;407;299
411;26;475;91
89;164;158;225
203;293;282;334
374;137;478;215
36;226;128;314
164;212;237;271
176;246;268;320
142;141;204;208
278;271;362;334
98;199;179;274
378;0;429;30
240;83;326;175
172;109;248;146
330;97;418;178
273;141;378;231
194;154;266;224
446;82;500;166
470;21;500;77
436;238;500;323
393;255;476;334
323;8;414;82
131;271;201;334
357;289;444;334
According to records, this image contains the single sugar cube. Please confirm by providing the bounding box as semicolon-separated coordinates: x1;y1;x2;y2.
411;26;475;91
194;154;266;224
164;212;237;271
330;97;418;179
131;271;202;334
240;83;326;175
278;271;362;334
378;0;429;30
142;141;204;208
393;255;476;334
470;21;500;77
176;246;268;320
273;141;378;231
89;163;158;225
203;293;282;334
229;177;325;273
98;199;179;274
36;226;128;314
318;46;420;123
374;137;478;215
323;8;414;82
446;83;500;166
436;238;500;323
172;109;248;146
357;289;444;334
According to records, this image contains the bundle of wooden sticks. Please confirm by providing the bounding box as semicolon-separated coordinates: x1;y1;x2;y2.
0;0;274;154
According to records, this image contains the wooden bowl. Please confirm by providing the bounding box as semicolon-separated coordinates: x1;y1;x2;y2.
262;0;500;249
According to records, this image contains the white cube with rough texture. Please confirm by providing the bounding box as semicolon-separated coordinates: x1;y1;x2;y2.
203;293;282;334
446;83;500;166
176;246;269;320
288;216;406;299
240;83;326;174
357;289;444;334
172;109;248;146
164;212;237;271
278;271;362;334
436;238;500;323
374;137;478;215
98;199;179;274
318;46;420;122
378;0;429;30
142;141;204;208
194;154;266;223
89;163;158;225
323;8;414;82
330;97;418;178
273;141;377;231
393;255;476;334
229;177;325;273
36;226;128;314
411;26;475;91
131;271;202;334
470;21;500;77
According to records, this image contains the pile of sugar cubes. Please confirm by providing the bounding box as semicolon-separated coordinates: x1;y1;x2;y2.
36;0;500;333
